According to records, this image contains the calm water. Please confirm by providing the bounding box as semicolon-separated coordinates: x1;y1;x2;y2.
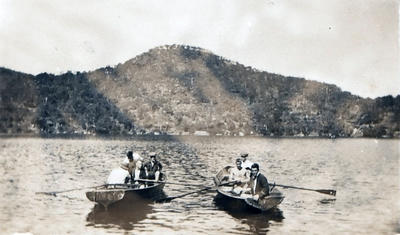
0;137;399;234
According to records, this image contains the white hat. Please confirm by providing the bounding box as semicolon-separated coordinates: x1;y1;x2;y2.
132;152;143;161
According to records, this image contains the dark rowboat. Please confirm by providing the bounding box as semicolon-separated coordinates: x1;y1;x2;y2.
86;173;166;209
214;166;284;212
215;186;284;212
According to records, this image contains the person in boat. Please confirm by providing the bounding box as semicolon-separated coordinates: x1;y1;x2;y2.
229;158;249;194
245;163;270;201
240;152;253;170
144;152;163;182
230;158;248;181
120;151;143;184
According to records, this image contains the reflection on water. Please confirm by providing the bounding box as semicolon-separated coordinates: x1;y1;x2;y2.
214;196;285;235
227;209;284;234
86;196;154;230
0;137;398;234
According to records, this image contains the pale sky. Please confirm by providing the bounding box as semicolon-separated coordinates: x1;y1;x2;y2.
0;0;399;98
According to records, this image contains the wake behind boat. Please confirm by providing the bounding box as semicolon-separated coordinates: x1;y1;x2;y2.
214;166;284;212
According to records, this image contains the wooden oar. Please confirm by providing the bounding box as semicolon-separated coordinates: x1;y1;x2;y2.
134;179;205;187
36;184;107;196
156;181;237;203
36;179;204;196
156;187;213;203
273;183;336;196
108;179;206;188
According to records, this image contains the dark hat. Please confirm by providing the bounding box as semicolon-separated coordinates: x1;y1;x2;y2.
240;152;249;158
236;158;242;163
127;151;133;159
149;152;157;158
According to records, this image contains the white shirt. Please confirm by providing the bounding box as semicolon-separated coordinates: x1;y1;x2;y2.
121;152;143;173
241;159;253;169
107;168;129;184
122;152;143;164
229;167;248;182
252;172;261;193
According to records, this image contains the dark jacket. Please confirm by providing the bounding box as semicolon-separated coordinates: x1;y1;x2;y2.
144;160;162;174
250;173;270;198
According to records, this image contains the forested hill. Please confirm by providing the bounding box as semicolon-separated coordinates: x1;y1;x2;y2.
1;45;399;137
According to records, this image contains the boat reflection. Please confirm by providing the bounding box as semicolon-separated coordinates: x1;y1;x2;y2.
231;209;284;234
214;198;284;234
86;194;156;231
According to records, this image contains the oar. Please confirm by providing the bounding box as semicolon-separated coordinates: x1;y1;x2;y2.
273;183;336;196
156;181;237;203
156;187;213;203
134;179;205;187
36;184;107;196
36;179;204;196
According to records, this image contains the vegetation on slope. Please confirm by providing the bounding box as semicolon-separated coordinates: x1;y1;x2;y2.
0;45;399;137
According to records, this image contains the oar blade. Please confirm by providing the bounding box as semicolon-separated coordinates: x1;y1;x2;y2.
36;192;57;197
155;197;175;203
316;189;336;196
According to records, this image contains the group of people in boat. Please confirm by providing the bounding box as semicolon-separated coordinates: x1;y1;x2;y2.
223;152;271;202
118;150;270;202
120;150;162;184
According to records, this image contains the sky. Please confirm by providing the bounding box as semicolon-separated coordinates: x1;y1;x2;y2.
0;0;399;98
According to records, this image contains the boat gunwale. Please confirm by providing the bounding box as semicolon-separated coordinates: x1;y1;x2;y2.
103;181;166;191
216;186;284;211
217;187;244;199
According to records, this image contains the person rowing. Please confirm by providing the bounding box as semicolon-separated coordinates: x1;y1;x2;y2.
144;152;163;182
120;151;144;184
214;154;252;187
240;152;253;170
229;158;249;194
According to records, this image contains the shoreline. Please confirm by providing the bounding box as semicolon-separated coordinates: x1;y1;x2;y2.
0;133;397;140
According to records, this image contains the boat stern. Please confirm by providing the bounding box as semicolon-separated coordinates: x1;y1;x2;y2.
86;190;125;209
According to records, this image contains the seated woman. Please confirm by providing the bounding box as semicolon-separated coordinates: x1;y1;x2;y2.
229;158;249;195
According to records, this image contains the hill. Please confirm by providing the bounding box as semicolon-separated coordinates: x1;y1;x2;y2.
1;45;399;137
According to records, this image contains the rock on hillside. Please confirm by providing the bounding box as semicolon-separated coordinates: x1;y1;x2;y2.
1;45;399;137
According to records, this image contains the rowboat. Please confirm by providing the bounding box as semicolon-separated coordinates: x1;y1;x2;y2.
214;166;284;212
215;186;284;212
86;173;166;209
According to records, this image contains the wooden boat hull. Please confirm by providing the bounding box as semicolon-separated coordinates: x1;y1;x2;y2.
86;189;125;209
86;174;166;209
214;166;284;212
215;187;284;212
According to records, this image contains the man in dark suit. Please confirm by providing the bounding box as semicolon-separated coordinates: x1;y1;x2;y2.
144;152;163;181
248;163;270;201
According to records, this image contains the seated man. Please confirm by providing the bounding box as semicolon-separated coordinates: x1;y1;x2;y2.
144;152;163;181
240;152;253;170
120;151;143;184
243;163;270;201
229;158;249;195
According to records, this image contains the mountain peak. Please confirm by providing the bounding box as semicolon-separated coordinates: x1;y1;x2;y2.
1;45;399;138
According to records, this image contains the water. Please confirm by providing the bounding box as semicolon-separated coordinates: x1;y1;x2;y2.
0;137;398;234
